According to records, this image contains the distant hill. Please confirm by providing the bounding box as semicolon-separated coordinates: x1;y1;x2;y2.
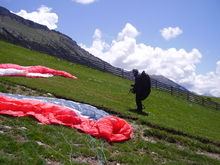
0;6;192;93
0;6;104;65
150;74;194;94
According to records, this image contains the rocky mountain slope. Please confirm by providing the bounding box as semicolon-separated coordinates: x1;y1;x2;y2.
0;6;102;64
0;6;192;93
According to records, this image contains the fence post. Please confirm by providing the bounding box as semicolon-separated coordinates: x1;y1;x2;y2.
202;98;204;106
171;86;173;95
122;69;124;78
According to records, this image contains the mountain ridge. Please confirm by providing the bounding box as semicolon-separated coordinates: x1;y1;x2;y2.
0;6;193;94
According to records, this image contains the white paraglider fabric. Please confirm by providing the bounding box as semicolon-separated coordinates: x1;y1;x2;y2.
0;64;77;79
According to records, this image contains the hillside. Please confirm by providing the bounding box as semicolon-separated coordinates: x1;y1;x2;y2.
0;41;220;164
150;74;193;94
0;6;195;94
0;6;117;73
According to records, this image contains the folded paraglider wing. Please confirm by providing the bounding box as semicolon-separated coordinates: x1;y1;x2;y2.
0;64;77;79
0;93;132;142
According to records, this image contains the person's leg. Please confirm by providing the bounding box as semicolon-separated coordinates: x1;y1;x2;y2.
136;93;142;111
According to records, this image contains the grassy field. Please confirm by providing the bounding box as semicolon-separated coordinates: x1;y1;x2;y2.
0;40;220;164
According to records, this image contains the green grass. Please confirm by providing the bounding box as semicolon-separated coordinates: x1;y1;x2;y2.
0;40;220;164
1;16;62;44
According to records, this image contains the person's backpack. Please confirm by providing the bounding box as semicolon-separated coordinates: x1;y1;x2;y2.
139;71;151;100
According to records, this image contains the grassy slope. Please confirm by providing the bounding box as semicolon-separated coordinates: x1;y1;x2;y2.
2;16;62;44
1;41;220;164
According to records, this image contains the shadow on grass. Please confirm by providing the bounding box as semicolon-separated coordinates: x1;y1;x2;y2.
128;109;149;116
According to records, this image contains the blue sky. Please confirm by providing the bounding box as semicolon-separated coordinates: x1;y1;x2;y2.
1;0;220;97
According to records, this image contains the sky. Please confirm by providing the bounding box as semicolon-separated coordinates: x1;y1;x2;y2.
1;0;220;97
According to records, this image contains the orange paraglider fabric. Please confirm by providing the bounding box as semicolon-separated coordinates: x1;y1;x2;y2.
0;95;132;142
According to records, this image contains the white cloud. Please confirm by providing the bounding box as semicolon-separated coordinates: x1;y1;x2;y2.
191;71;220;97
160;27;183;40
72;0;98;4
80;29;110;57
80;23;220;97
118;23;140;40
14;5;58;30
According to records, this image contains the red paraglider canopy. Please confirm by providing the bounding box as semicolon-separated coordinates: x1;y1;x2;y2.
0;64;77;79
0;94;132;142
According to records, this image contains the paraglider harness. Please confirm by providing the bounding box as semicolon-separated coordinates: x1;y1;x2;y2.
129;71;151;101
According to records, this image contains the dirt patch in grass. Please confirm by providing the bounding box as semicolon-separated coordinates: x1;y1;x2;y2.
196;150;220;161
0;80;54;97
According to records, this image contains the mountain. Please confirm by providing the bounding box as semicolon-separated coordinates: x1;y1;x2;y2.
150;74;194;94
0;6;110;69
0;6;137;79
203;93;214;97
0;6;192;93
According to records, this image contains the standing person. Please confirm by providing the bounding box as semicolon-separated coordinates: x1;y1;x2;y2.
131;69;151;112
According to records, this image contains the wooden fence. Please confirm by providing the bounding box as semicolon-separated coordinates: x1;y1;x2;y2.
151;79;219;111
74;56;220;111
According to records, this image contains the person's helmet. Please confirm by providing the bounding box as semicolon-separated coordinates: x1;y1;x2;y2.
132;69;138;73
